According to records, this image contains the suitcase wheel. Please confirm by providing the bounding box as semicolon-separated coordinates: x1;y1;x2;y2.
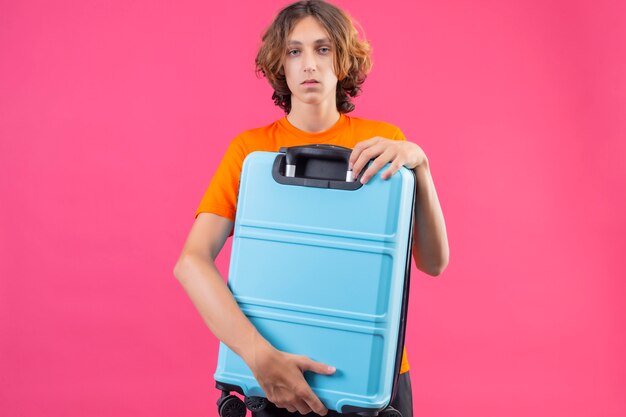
379;405;402;417
244;395;268;412
217;394;246;417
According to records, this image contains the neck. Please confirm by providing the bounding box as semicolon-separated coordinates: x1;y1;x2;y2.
287;99;341;133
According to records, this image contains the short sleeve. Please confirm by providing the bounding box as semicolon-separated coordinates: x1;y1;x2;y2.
392;126;407;141
194;135;247;224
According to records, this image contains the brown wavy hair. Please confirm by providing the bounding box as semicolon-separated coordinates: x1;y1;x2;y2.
255;0;373;114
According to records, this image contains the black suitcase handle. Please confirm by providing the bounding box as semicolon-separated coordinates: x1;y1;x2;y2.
272;145;363;190
281;145;353;181
283;144;351;164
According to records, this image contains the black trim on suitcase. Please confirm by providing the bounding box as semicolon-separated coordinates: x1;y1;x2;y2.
215;381;245;396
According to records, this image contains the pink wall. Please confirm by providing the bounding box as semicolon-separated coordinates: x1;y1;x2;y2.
1;0;624;416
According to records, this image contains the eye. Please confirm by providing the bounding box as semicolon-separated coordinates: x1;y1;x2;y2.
319;47;330;54
287;49;300;56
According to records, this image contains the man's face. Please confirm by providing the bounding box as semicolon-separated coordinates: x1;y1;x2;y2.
283;16;338;109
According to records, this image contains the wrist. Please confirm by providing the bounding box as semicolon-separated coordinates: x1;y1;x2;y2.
241;332;275;371
413;157;430;174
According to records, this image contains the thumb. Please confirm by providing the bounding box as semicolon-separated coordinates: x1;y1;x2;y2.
299;357;336;375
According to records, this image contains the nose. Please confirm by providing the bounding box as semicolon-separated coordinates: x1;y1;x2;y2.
302;49;317;73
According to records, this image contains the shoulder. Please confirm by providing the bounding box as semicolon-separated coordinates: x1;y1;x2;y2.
346;115;406;140
230;118;282;151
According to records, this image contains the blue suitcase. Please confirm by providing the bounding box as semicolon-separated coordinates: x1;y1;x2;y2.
215;145;416;417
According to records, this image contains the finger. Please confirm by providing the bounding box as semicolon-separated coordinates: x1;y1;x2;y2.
301;387;328;416
352;143;387;179
381;158;404;180
298;357;336;375
361;150;394;184
352;142;385;177
348;136;380;169
272;400;286;410
275;399;295;413
293;397;312;415
349;137;381;169
295;358;333;415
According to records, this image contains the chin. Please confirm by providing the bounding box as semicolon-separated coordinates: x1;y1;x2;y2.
294;96;323;105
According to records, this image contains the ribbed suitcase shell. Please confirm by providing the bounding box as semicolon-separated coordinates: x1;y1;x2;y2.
214;150;415;414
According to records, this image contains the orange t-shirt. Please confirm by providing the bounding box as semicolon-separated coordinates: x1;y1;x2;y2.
195;112;411;374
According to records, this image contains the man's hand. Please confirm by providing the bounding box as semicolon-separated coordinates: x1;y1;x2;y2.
247;339;336;415
349;137;427;184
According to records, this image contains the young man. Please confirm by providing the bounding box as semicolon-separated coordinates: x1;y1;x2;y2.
173;1;449;416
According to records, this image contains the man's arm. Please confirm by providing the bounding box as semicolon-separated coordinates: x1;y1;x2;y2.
411;159;449;276
349;137;450;276
173;212;335;415
173;212;269;362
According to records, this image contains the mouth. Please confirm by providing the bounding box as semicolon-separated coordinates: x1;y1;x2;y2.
301;80;320;85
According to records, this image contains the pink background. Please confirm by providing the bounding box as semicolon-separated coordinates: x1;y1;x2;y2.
1;0;624;416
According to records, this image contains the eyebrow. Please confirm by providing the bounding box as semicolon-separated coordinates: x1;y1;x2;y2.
287;38;331;46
